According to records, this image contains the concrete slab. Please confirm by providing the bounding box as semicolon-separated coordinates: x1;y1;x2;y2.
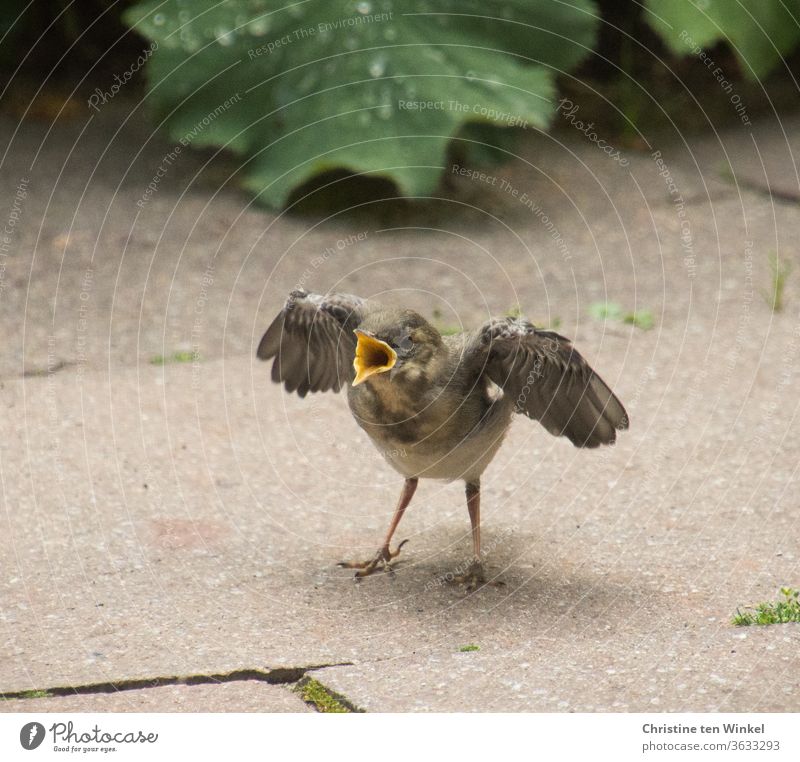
2;309;798;707
689;113;800;201
313;624;800;712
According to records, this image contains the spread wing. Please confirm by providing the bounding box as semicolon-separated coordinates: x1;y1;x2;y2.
474;318;628;447
256;289;366;397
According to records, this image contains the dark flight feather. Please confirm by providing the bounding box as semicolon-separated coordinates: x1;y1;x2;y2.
473;317;628;447
257;289;365;395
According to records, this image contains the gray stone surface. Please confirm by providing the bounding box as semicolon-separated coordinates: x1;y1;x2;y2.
1;682;310;712
313;624;800;712
0;96;798;711
689;113;800;201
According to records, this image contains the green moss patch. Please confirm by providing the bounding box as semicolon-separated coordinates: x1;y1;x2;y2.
295;677;351;713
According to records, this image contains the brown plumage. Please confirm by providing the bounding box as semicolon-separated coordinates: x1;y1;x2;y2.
258;289;628;589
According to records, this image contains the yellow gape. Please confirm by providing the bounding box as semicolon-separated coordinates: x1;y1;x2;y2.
352;330;397;386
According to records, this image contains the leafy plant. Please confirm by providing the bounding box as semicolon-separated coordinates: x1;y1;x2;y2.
622;310;654;330
588;301;654;330
760;251;791;313
644;0;800;80
150;350;196;365
733;587;800;626
431;307;461;336
124;0;598;208
588;301;624;321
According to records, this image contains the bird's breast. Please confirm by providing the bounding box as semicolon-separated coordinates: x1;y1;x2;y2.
347;375;512;481
347;374;446;442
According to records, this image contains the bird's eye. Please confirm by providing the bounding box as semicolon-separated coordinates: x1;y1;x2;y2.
396;333;414;352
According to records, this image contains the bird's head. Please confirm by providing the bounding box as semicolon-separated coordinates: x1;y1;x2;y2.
352;310;444;387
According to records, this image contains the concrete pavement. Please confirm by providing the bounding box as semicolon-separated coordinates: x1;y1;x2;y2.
1;99;798;711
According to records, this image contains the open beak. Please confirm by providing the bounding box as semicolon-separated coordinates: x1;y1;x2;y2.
352;329;397;386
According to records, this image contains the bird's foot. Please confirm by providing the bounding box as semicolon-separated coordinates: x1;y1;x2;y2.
338;539;409;580
450;559;504;593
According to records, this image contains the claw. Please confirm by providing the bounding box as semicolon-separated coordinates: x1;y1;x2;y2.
338;539;410;579
449;560;504;592
389;538;409;559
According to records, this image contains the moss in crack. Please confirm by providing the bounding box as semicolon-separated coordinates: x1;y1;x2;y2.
295;677;354;713
3;689;52;700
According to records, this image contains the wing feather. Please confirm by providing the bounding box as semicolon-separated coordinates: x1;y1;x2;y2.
474;318;628;447
257;289;365;396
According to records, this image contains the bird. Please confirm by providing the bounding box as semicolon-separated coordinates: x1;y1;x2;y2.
257;288;628;589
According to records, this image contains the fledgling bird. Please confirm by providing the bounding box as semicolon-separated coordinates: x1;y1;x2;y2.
258;289;628;589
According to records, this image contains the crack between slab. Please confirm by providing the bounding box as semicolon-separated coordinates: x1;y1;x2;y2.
21;360;76;378
721;174;800;205
0;663;352;702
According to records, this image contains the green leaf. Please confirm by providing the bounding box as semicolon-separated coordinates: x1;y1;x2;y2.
124;0;598;207
644;0;800;80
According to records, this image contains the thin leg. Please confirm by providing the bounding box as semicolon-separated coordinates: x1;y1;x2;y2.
380;477;418;551
452;480;502;591
466;481;481;562
338;477;418;578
